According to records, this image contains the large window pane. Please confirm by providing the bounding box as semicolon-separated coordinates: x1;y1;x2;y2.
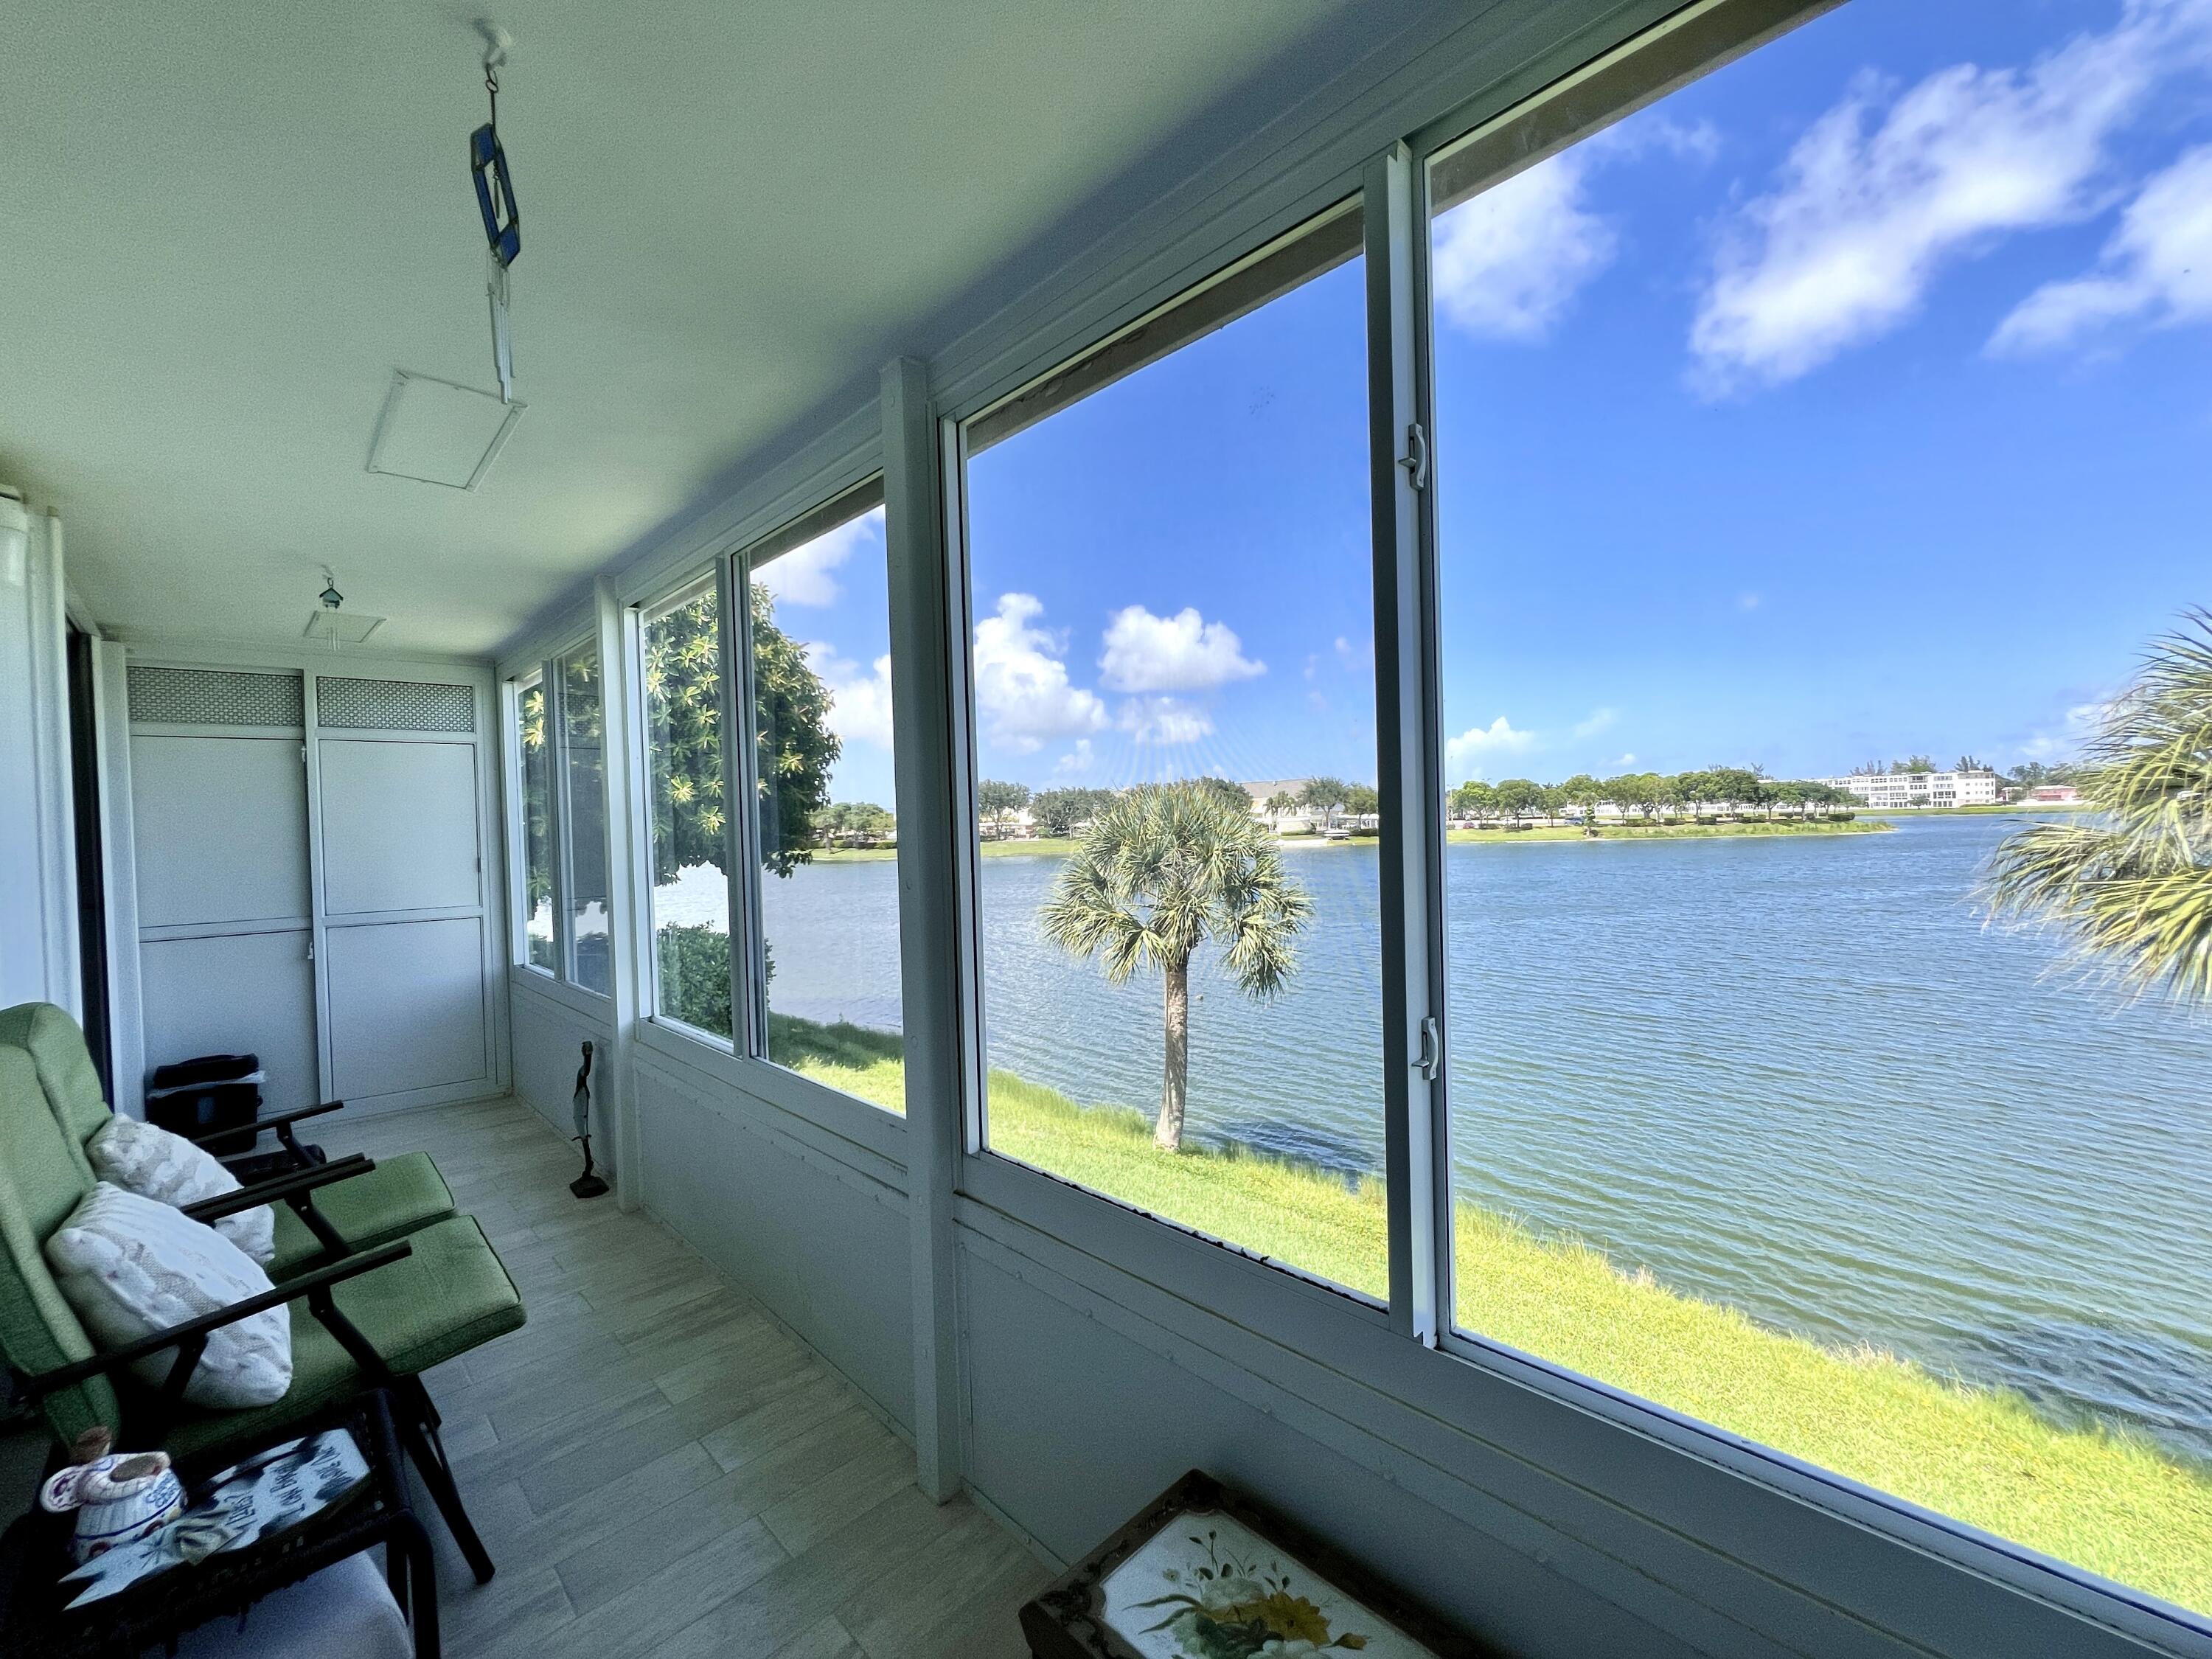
962;206;1385;1293
515;673;555;972
745;492;905;1113
643;581;732;1039
1432;1;2212;1615
562;645;611;995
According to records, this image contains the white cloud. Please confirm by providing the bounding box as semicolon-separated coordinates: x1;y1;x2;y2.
1117;696;1213;745
1433;152;1618;342
1054;740;1096;776
752;507;884;608
973;594;1109;754
2020;700;2111;759
1445;715;1536;781
1690;0;2212;391
1098;605;1265;693
804;644;894;750
1992;142;2212;352
1573;706;1618;738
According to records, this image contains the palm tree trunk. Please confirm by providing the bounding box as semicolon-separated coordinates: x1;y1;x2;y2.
1155;955;1190;1151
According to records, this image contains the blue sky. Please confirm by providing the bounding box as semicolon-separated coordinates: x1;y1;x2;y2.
776;0;2212;801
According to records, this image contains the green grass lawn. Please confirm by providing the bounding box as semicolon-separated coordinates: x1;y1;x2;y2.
766;1012;2212;1613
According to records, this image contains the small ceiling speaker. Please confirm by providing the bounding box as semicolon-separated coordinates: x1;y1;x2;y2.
366;369;526;491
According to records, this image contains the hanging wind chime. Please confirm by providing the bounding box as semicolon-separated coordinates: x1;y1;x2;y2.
470;21;521;403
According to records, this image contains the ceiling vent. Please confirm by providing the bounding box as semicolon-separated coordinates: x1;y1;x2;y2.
305;609;385;644
365;369;525;491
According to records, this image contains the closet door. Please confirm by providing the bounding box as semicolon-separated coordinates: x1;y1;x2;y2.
127;667;320;1111
312;676;496;1107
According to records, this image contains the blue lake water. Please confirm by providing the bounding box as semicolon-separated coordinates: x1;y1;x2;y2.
757;814;2212;1463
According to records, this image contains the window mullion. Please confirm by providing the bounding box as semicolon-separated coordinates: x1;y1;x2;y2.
718;556;768;1055
1365;140;1446;1347
546;655;575;981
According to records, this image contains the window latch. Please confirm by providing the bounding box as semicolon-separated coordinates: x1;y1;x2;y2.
1415;1014;1441;1082
1398;421;1429;491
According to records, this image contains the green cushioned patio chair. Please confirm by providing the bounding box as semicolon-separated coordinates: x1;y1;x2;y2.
0;1002;455;1277
0;1047;524;1583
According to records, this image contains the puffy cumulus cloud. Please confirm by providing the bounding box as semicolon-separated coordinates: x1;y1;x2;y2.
1444;715;1535;782
1054;740;1096;776
973;594;1109;754
1690;0;2212;392
752;507;884;608
1430;116;1717;345
1098;605;1265;693
1117;696;1214;745
2020;700;2112;759
1433;152;1617;342
1992;143;2212;352
803;644;894;750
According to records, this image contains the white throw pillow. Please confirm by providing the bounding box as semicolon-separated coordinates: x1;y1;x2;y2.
45;1183;293;1409
88;1116;275;1266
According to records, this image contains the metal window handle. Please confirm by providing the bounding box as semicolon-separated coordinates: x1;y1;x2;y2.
1398;421;1429;491
1416;1015;1441;1081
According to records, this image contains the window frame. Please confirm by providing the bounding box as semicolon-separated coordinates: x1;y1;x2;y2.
506;665;561;981
551;635;613;999
917;3;2212;1649
728;473;900;1118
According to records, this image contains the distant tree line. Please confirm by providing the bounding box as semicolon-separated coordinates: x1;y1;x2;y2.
1450;767;1860;825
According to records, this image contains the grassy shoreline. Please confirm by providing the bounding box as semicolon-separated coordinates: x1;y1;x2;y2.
768;1011;2211;1613
810;819;1894;861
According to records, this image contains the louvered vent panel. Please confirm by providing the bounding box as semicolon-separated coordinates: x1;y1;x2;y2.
316;677;476;733
127;667;303;728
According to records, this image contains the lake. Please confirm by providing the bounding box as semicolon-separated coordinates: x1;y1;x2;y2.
751;814;2212;1464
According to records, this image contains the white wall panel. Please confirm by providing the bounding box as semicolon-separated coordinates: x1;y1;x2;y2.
325;917;487;1099
636;1056;914;1429
139;928;319;1111
130;735;309;927
511;983;611;1171
317;739;480;915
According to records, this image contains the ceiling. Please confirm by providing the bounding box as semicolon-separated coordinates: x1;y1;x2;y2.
1;0;1372;658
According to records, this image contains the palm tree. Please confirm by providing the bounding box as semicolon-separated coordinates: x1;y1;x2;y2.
1040;783;1314;1150
1984;613;2212;1002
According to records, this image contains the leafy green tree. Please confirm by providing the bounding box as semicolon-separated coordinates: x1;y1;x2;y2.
1040;784;1313;1150
1450;779;1497;822
1986;614;2212;1001
1559;773;1601;824
1956;754;1987;774
1192;776;1258;815
750;583;841;877
1493;778;1542;821
641;588;729;879
1265;790;1298;828
977;779;1032;838
1343;783;1381;827
816;801;895;844
1032;787;1116;838
1892;754;1938;775
1300;776;1352;829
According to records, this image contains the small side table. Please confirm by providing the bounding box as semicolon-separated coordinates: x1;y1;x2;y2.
0;1390;437;1659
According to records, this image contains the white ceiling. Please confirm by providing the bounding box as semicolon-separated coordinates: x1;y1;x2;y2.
1;0;1367;658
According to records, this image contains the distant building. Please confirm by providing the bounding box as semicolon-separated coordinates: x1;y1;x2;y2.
1818;770;1999;809
2025;784;2081;804
1245;779;1323;832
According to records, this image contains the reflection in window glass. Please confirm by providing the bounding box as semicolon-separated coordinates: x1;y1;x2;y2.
962;208;1385;1293
563;646;611;995
516;674;556;972
1432;1;2212;1614
747;498;905;1113
643;582;732;1039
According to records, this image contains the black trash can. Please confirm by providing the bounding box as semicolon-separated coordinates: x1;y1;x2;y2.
145;1054;263;1156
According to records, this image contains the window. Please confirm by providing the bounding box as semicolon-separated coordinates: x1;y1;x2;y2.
740;483;905;1113
1428;0;2212;1618
642;578;733;1040
562;645;612;995
960;203;1385;1293
515;672;556;972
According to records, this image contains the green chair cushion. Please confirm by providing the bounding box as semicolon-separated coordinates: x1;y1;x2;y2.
0;1003;110;1175
0;1047;114;1444
269;1152;456;1276
158;1214;525;1464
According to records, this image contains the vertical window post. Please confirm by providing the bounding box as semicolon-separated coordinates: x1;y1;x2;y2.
884;355;965;1501
1366;140;1447;1346
713;557;757;1054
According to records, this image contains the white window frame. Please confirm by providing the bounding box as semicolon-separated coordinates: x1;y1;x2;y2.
505;665;560;981
910;1;2212;1651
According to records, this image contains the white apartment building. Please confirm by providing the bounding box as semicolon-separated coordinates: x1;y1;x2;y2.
1820;770;2000;809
